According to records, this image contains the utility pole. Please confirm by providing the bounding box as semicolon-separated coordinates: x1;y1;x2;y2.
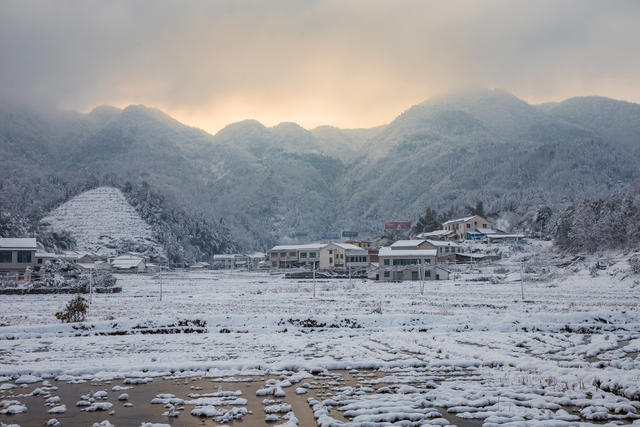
520;260;525;301
312;262;316;298
160;264;163;302
89;271;93;304
419;263;424;295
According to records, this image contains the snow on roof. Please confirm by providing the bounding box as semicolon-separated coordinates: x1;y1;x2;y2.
417;229;453;237
248;252;265;258
442;215;478;225
378;247;437;257
390;240;425;248
0;238;37;250
112;258;144;269
328;242;367;252
270;243;325;251
476;227;496;234
35;251;58;258
488;233;525;239
423;239;461;247
77;263;96;270
112;254;144;260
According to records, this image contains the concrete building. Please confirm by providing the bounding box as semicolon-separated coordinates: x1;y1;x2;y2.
0;238;37;279
420;239;462;262
319;242;369;270
268;243;324;268
442;215;492;240
378;246;437;281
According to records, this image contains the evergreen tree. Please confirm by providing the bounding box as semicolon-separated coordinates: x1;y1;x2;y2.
413;207;441;234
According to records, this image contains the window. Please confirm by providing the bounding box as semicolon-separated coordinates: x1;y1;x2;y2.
466;223;471;228
272;261;277;267
281;252;287;257
384;271;390;278
329;257;333;264
426;270;431;277
383;259;389;265
301;252;307;258
271;253;278;259
17;251;31;263
329;250;333;254
289;251;296;257
38;258;43;264
483;223;487;228
426;258;431;264
0;251;11;263
310;253;316;258
340;254;344;259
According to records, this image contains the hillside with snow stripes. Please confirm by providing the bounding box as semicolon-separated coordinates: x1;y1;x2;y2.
41;187;164;257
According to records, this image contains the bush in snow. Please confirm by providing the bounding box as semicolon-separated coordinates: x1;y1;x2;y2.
55;295;88;323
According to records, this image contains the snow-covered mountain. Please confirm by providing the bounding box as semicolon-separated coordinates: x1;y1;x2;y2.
40;187;165;259
1;89;640;250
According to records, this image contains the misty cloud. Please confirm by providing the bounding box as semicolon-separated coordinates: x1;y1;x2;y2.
1;0;639;132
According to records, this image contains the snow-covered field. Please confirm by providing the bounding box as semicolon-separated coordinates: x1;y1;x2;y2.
1;241;640;425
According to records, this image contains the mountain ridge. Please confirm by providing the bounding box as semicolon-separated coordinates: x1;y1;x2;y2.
1;89;639;251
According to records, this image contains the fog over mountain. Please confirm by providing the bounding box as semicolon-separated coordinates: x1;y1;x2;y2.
1;89;639;252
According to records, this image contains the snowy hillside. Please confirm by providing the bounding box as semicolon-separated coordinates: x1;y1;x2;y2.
40;187;164;258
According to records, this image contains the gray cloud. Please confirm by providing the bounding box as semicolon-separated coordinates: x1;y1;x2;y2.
1;0;639;132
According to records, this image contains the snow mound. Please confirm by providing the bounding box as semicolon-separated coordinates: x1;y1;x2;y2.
41;187;164;257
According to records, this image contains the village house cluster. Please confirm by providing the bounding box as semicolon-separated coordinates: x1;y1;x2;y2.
0;215;524;283
266;215;524;281
0;237;155;282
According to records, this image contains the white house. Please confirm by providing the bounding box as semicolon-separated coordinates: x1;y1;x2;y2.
110;254;146;273
378;246;437;281
319;242;369;270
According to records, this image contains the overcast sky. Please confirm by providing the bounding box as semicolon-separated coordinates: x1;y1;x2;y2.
1;0;639;133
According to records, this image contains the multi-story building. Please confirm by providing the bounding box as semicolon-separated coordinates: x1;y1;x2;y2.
442;215;492;240
319;242;369;270
267;243;324;268
377;239;452;281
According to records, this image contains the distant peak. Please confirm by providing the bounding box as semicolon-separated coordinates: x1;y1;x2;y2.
420;88;522;107
88;105;121;115
271;122;309;133
214;119;269;138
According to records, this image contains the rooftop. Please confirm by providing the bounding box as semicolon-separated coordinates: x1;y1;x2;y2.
424;239;461;247
0;238;37;250
271;243;325;251
379;247;437;257
442;215;477;225
417;229;454;237
390;239;425;248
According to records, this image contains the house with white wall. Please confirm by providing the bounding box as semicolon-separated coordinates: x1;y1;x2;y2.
319;242;369;270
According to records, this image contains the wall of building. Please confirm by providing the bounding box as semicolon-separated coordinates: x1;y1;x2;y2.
0;249;36;272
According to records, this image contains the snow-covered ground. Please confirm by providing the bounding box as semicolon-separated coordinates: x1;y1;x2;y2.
1;240;639;425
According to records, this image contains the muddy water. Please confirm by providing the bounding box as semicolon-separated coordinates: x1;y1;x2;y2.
0;370;483;426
